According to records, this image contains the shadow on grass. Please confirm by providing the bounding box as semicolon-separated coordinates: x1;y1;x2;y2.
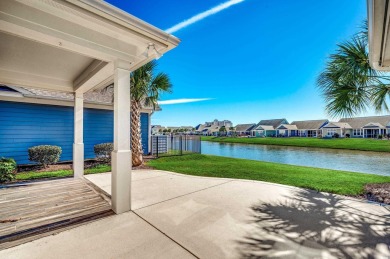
237;189;390;258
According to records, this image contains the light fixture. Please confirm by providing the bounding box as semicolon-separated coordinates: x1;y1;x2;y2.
143;43;163;60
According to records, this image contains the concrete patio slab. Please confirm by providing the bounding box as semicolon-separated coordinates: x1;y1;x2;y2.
0;212;195;259
136;178;390;258
85;171;232;210
1;170;389;259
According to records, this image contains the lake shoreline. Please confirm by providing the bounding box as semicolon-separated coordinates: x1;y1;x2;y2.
200;140;390;176
148;154;390;198
201;136;390;153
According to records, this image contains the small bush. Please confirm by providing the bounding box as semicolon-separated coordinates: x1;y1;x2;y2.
333;133;340;138
28;145;62;168
94;143;113;162
0;158;17;183
345;134;350;138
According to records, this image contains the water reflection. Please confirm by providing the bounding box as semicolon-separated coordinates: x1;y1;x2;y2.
201;141;390;176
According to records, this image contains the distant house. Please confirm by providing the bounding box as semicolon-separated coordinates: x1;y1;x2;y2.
151;125;163;135
321;122;352;138
282;119;329;137
196;119;233;136
201;125;220;136
251;119;288;137
177;126;194;134
276;124;298;137
334;116;390;138
195;124;206;135
234;123;256;136
205;119;233;128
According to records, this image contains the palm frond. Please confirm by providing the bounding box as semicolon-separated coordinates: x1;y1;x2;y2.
357;20;368;44
370;83;390;112
131;61;172;110
317;33;389;117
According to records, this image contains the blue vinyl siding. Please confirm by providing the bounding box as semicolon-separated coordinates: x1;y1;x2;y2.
0;101;150;164
84;108;114;160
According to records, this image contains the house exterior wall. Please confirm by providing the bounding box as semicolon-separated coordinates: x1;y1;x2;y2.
0;101;149;164
322;128;343;138
253;130;276;137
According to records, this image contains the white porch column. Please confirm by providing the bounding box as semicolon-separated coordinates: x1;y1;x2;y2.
112;60;132;214
73;92;84;178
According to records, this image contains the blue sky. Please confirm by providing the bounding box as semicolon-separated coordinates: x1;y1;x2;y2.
106;0;368;127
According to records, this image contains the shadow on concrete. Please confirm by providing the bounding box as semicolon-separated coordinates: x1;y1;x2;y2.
237;189;390;258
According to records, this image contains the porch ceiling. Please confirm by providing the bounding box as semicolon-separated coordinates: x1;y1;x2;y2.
0;0;180;93
0;32;95;92
367;0;390;70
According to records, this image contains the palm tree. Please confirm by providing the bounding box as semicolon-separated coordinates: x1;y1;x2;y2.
130;61;172;166
219;126;227;136
105;61;172;166
317;21;390;118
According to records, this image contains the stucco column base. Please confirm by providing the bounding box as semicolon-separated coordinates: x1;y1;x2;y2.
73;143;84;178
111;150;132;214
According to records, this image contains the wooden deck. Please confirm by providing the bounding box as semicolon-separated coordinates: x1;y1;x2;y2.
0;178;113;249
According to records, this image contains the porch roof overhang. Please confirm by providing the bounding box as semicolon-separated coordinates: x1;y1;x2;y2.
0;0;180;93
362;122;385;128
367;0;390;70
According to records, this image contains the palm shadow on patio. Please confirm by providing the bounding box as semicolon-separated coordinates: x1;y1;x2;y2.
237;189;390;259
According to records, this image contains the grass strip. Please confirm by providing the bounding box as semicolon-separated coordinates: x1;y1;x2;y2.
148;154;390;196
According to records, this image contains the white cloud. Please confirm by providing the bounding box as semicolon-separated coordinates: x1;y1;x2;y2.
158;98;213;105
165;0;245;34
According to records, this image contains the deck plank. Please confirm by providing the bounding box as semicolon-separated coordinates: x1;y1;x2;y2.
0;178;112;248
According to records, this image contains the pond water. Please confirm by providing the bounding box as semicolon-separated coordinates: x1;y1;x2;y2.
201;141;390;176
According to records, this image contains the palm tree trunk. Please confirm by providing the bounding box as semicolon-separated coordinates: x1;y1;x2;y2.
131;100;143;166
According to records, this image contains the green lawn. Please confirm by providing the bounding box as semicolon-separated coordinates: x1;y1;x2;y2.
15;164;111;181
147;154;390;196
201;136;390;152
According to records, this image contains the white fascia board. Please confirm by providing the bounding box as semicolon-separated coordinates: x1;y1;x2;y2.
66;0;180;47
368;0;390;70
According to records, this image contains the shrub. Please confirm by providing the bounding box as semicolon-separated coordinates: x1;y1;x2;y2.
333;133;340;138
0;158;17;183
378;134;383;139
345;134;350;138
94;143;113;162
28;145;62;168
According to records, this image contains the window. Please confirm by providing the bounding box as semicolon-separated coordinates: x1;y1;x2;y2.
327;129;336;136
353;129;362;136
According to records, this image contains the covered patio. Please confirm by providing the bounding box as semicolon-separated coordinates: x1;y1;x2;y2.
0;0;179;214
1;170;389;258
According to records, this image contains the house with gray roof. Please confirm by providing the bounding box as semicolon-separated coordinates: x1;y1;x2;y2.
275;124;298;137
201;125;221;136
251;119;288;137
234;123;256;136
279;119;329;137
322;115;390;138
321;122;352;138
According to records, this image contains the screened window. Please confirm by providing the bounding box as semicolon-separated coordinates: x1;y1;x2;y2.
353;129;362;136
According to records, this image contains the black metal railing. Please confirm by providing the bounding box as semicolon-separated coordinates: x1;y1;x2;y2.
151;135;201;157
